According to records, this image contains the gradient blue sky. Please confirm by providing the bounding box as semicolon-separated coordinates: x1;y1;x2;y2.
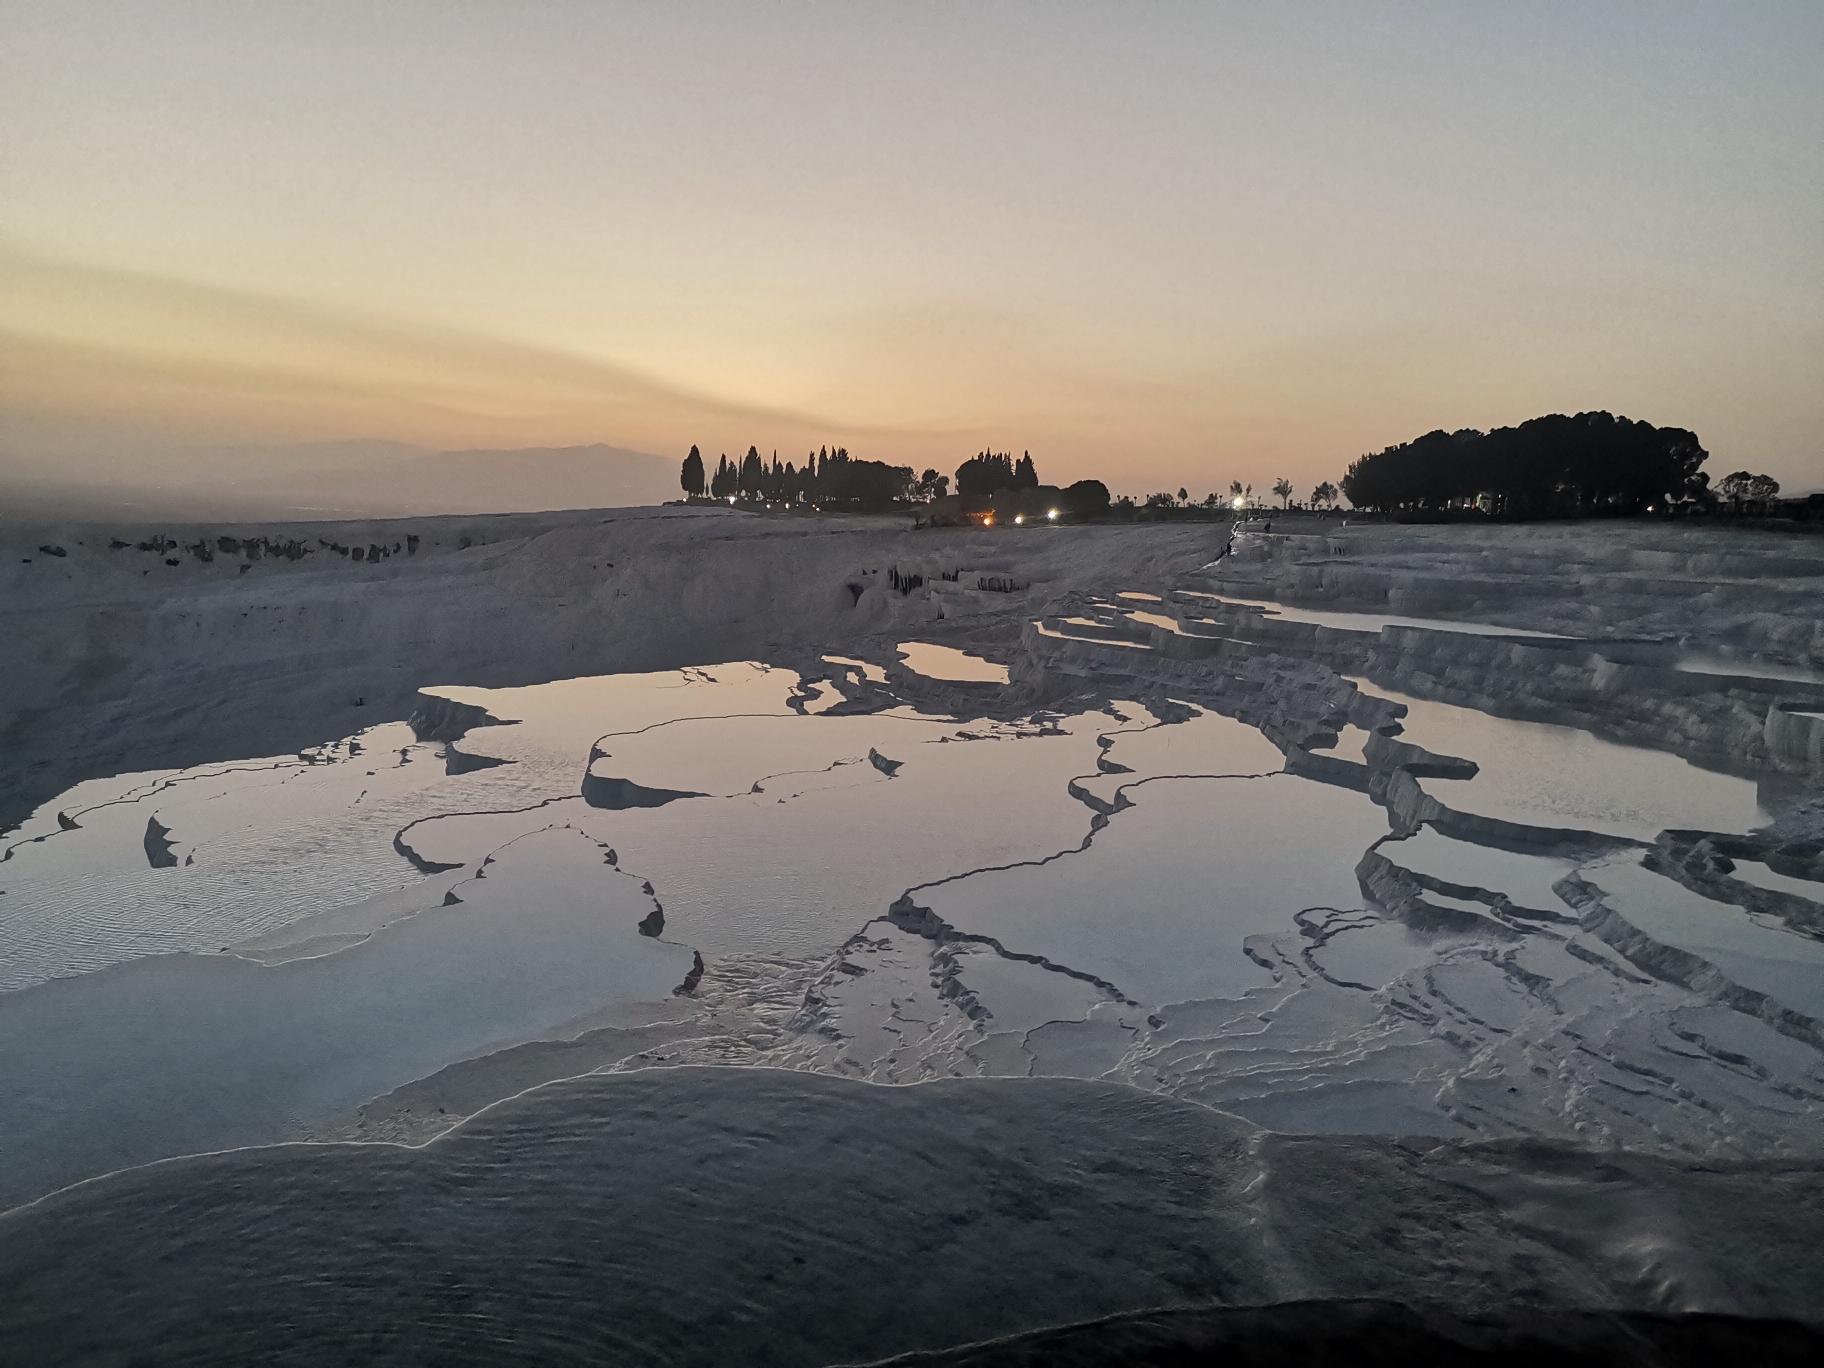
3;1;1819;493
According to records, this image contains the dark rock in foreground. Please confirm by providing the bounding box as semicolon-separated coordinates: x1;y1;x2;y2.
1;1069;1818;1367
865;1301;1824;1368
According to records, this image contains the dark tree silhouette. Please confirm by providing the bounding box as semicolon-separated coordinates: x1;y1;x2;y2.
1014;452;1039;488
916;468;949;500
1339;412;1708;516
1718;471;1780;512
955;451;1018;497
680;445;705;498
710;454;735;499
737;446;764;499
1273;478;1293;509
815;448;914;506
1062;479;1110;516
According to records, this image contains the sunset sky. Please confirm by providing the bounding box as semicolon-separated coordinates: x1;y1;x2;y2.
4;1;1820;498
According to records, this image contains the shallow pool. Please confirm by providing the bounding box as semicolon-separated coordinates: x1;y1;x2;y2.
897;641;1010;683
1350;678;1768;840
1180;592;1574;639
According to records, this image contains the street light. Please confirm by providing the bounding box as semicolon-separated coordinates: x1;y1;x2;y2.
1014;515;1024;525
1047;509;1058;520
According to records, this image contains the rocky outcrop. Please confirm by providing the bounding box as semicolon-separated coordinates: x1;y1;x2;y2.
1767;703;1824;770
1361;731;1477;779
391;827;463;874
408;692;511;744
143;817;177;869
580;771;704;810
441;744;511;776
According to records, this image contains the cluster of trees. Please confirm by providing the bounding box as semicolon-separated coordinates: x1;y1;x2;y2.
1338;412;1709;516
677;442;1126;521
1062;479;1111;515
680;445;919;509
1716;470;1781;512
938;450;1110;519
680;444;1046;510
954;450;1039;496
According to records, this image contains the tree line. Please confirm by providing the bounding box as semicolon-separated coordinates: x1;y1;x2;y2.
682;444;1109;515
678;411;1774;521
681;441;1311;518
681;445;929;509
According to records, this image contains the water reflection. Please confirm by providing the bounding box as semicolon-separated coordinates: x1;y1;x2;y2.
4;645;1820;1217
0;828;691;1210
1583;856;1824;1020
896;642;1010;683
918;773;1390;1007
1179;592;1572;639
1728;859;1824;904
1674;652;1824;685
1350;678;1768;840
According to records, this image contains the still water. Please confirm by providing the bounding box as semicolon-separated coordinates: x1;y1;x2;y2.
2;654;1820;1214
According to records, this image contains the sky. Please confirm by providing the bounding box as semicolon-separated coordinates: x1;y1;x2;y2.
3;1;1820;499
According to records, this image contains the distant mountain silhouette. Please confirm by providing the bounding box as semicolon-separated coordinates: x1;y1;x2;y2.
339;443;680;515
0;440;679;522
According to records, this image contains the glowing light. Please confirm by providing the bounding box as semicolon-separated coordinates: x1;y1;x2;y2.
728;496;736;505
1014;514;1024;525
1047;509;1058;520
1232;496;1245;510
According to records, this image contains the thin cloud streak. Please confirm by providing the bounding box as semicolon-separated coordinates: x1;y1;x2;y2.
0;251;927;453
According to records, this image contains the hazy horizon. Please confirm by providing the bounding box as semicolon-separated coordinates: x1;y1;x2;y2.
4;2;1819;502
0;436;686;523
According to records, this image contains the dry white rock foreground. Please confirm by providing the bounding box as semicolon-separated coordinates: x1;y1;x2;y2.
2;506;1823;1365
